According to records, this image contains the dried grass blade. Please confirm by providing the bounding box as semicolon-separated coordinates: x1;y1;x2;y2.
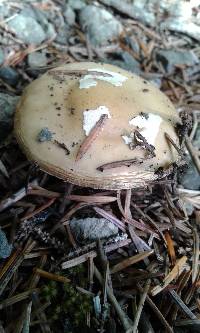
111;250;154;274
20;197;56;221
94;265;133;331
0;160;9;178
128;224;151;252
62;238;131;269
165;231;176;266
0;179;38;213
124;189;132;219
175;318;200;328
76;114;108;161
192;226;199;283
137;284;173;333
22;301;32;333
28;185;61;198
151;256;187;296
0;289;39;310
65;194;117;204
131;203;166;243
165;132;183;156
0;241;35;296
132;279;151;333
97;158;143;171
124;217;158;236
168;290;196;319
33;268;70;283
93;206;126;232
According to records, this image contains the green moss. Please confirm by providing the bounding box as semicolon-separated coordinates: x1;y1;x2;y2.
41;275;92;330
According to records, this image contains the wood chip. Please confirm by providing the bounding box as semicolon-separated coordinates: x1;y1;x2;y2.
65;194;117;204
111;250;154;274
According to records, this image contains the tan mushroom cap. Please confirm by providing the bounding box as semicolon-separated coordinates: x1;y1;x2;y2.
14;62;181;190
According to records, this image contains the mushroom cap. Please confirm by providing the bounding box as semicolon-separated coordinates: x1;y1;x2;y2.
14;62;181;190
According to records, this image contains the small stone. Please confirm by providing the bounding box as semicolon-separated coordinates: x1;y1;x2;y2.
178;160;200;190
0;67;19;86
0;93;19;142
8;14;46;45
0;228;12;259
64;6;75;25
28;52;47;68
70;217;118;242
156;49;199;72
79;5;123;46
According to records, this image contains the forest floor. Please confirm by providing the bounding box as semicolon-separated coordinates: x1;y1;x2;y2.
0;1;200;332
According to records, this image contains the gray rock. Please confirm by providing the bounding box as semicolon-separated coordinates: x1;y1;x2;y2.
64;6;75;25
158;0;195;20
100;0;199;32
28;52;47;68
193;126;200;149
161;18;200;42
21;7;56;40
0;67;19;86
99;0;156;27
121;52;140;73
178;160;200;190
70;217;118;242
183;201;194;216
0;228;12;259
0;93;19;142
68;0;86;10
156;49;199;72
0;48;4;65
8;14;46;45
20;7;37;20
55;25;72;44
44;23;55;40
79;5;123;46
107;52;140;75
0;4;10;20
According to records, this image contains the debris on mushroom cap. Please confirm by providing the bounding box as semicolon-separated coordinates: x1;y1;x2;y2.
83;106;111;136
129;113;162;145
14;62;181;190
79;68;128;89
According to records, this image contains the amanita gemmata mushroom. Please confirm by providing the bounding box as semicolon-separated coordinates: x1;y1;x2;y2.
14;62;181;189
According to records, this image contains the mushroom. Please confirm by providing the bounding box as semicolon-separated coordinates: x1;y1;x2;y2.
14;62;181;190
